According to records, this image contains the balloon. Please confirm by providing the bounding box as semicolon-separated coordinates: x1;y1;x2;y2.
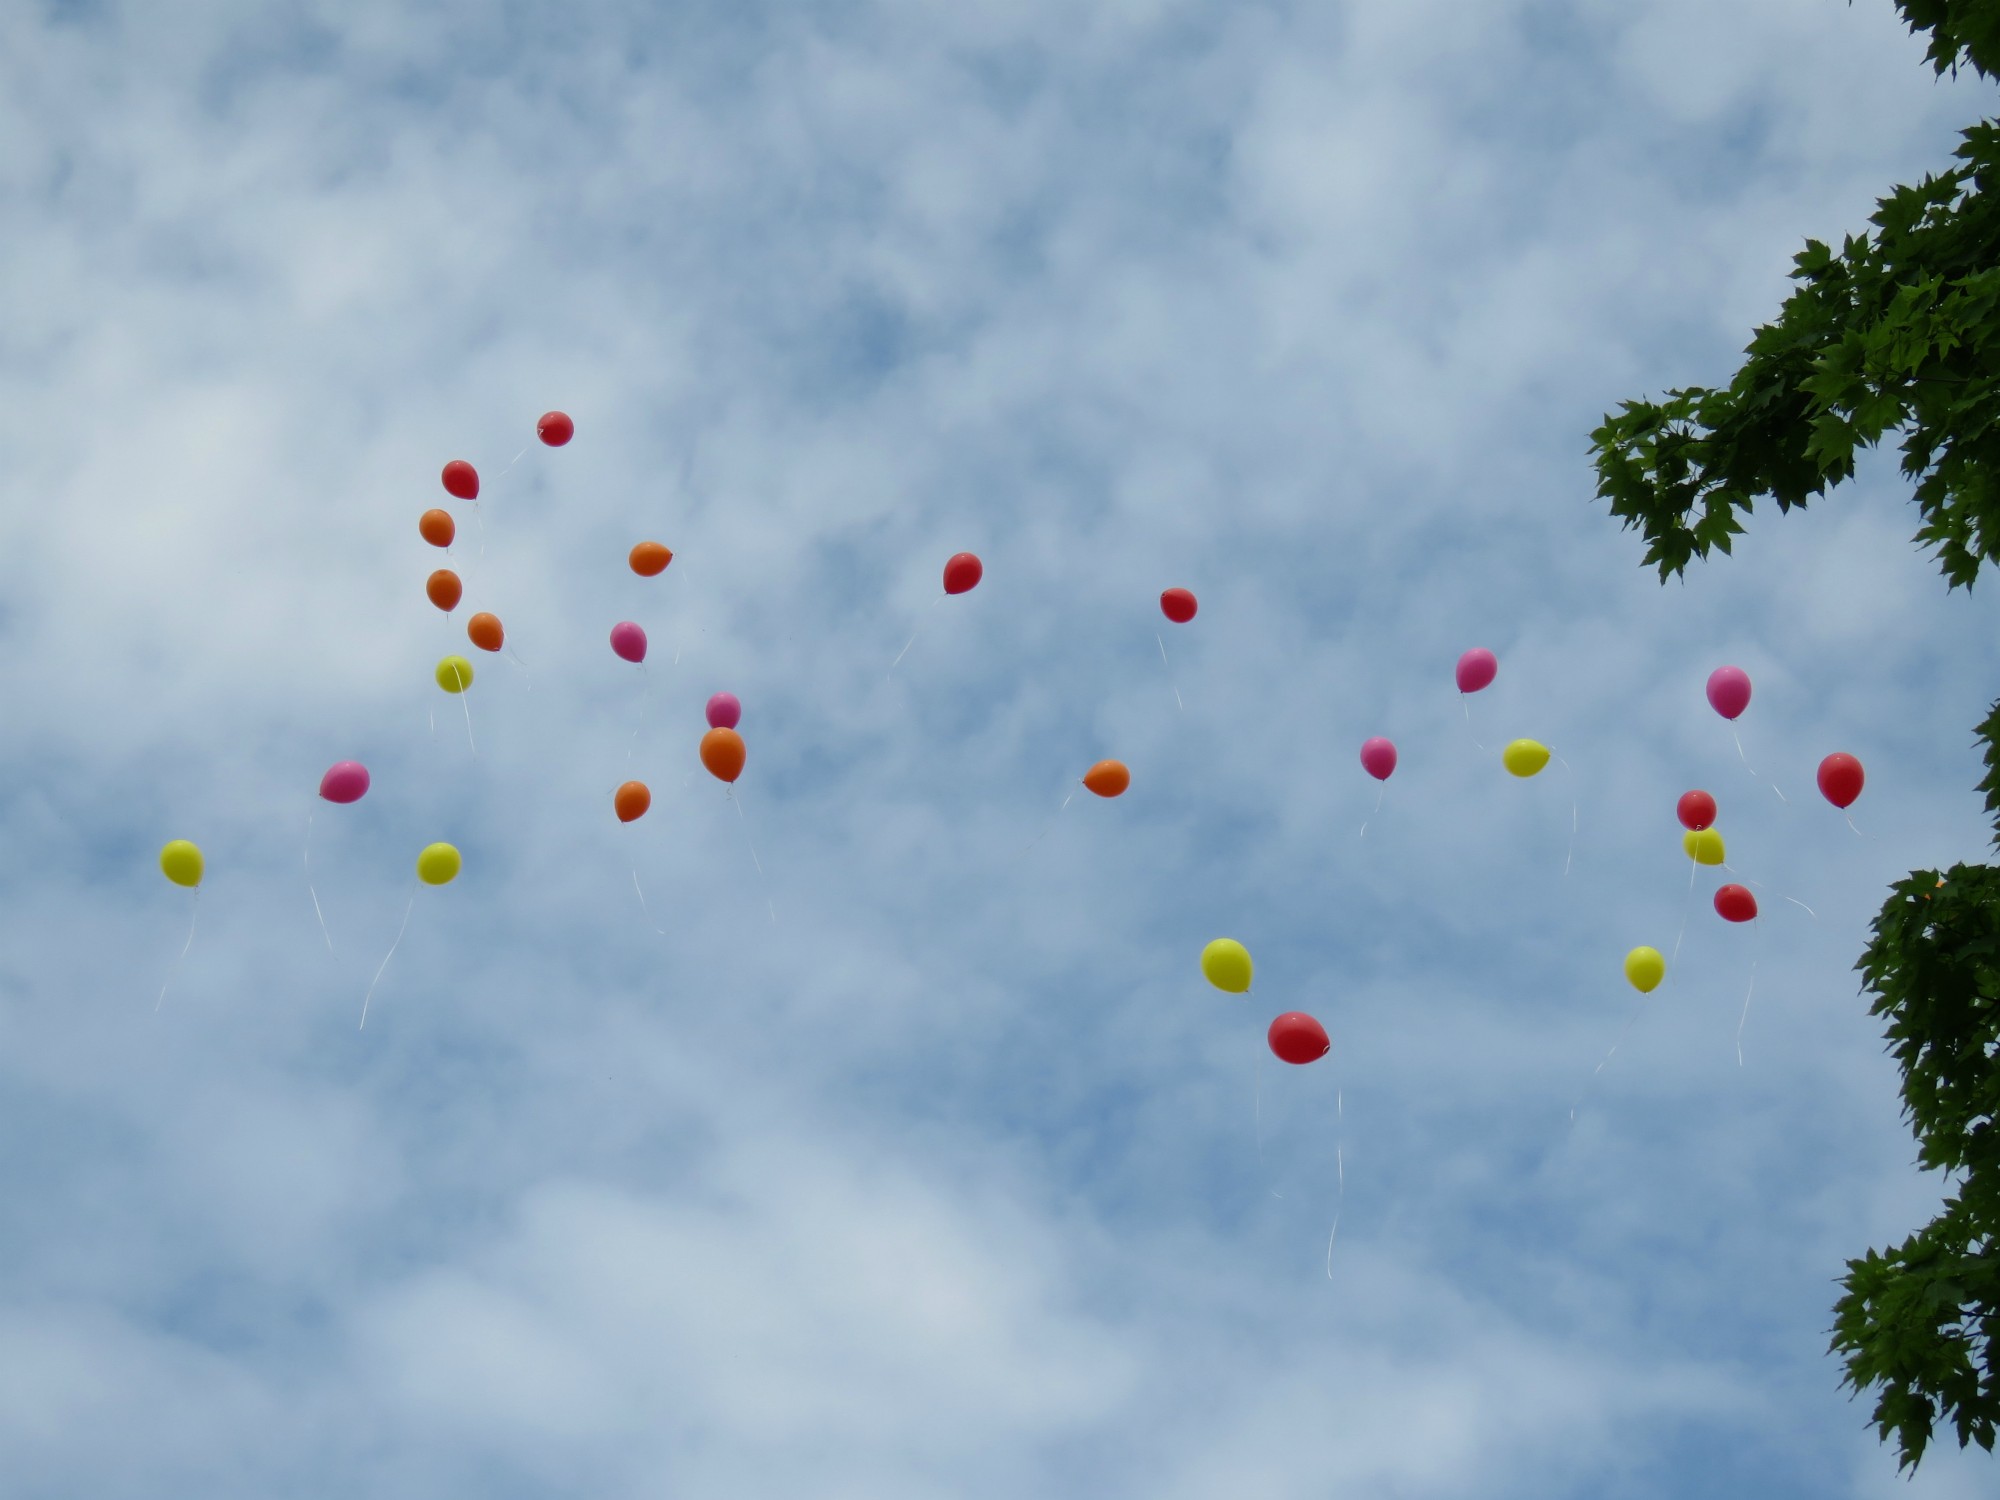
1715;883;1758;922
441;460;478;500
435;655;473;693
1818;752;1865;809
419;509;455;547
537;410;574;446
1268;1011;1330;1065
1456;648;1497;694
1706;665;1751;720
1083;760;1130;797
629;541;674;577
159;839;203;888
416;842;461;885
615;780;651;823
1502;739;1550;777
701;727;746;783
1201;938;1253;994
1359;737;1397;781
943;552;983;595
1676;789;1717;831
706;692;742;730
319;761;370;804
1682;828;1725;865
426;569;462;612
610;621;647;664
466;612;504;652
1624;946;1666;993
1160;588;1197;623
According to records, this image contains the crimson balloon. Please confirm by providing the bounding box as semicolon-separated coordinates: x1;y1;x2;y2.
1714;884;1758;923
441;460;479;500
1818;753;1864;809
537;411;574;446
1160;588;1197;623
942;552;983;595
1268;1011;1330;1065
1677;790;1717;831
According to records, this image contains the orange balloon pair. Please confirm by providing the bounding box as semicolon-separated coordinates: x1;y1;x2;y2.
701;727;746;783
1083;760;1130;797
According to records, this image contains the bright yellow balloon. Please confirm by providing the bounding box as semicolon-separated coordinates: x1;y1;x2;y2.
435;655;474;693
159;839;203;889
1624;945;1666;994
416;842;462;886
1201;937;1253;993
1682;828;1726;866
1502;739;1550;777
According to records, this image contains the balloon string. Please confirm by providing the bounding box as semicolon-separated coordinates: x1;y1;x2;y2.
359;885;417;1030
1844;810;1863;837
1253;1047;1277;1197
305;805;333;952
729;789;776;925
1358;781;1386;840
1461;695;1488;753
1731;725;1789;804
155;891;201;1011
1011;789;1076;862
628;665;654;765
1325;1084;1345;1281
1736;946;1760;1068
1570;990;1650;1124
631;866;668;935
1554;754;1578;877
457;683;476;755
1156;632;1184;712
888;594;944;676
1671;857;1696;965
1722;862;1818;921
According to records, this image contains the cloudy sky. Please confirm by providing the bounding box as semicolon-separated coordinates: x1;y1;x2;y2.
2;0;1997;1495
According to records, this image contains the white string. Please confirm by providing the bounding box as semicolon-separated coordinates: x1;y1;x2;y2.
729;789;777;924
1736;954;1759;1068
631;867;668;935
1671;856;1696;965
1731;724;1789;804
304;804;333;952
1358;781;1386;840
1554;754;1578;877
1325;1085;1345;1280
359;885;418;1030
155;891;201;1011
1461;695;1487;752
888;594;944;675
1156;632;1184;711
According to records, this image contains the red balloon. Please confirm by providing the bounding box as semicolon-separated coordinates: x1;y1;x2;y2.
1160;587;1197;623
1714;883;1758;923
1677;790;1717;831
441;460;479;500
1818;752;1865;809
943;552;983;595
537;411;574;446
1268;1011;1330;1065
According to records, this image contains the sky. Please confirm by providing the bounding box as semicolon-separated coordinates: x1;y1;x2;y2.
1;0;1997;1495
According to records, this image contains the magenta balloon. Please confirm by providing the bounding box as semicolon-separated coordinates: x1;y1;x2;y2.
1455;648;1497;694
1359;737;1398;781
1706;665;1752;720
610;621;648;664
705;691;742;730
318;761;370;804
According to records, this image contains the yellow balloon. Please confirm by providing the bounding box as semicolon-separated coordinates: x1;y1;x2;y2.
1201;937;1253;993
1682;828;1726;865
1624;945;1666;994
1502;739;1550;777
435;655;474;693
159;839;203;889
416;842;462;886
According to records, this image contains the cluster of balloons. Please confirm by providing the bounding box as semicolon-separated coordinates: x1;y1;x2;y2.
1200;938;1330;1065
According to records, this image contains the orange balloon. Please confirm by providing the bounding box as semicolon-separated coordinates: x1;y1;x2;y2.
700;727;746;784
1083;760;1130;797
426;569;462;612
419;509;455;547
630;541;674;577
614;780;652;823
466;612;504;652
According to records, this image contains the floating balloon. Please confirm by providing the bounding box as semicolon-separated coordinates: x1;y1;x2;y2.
537;410;574;447
1456;648;1497;694
419;509;455;547
1360;737;1397;781
1502;739;1550;777
629;541;674;577
319;762;370;804
435;655;474;693
1818;752;1865;809
610;622;647;664
426;569;463;612
159;839;203;889
1676;789;1717;831
1201;938;1253;994
1268;1011;1330;1065
1682;828;1725;865
943;552;983;595
466;612;504;652
1714;884;1758;923
615;781;651;823
416;842;461;886
1160;588;1197;623
441;460;478;500
1624;946;1665;993
701;727;746;783
706;692;741;730
1082;760;1130;797
1706;665;1752;720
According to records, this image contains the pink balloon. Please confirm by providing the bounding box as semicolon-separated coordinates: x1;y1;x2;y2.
706;691;742;730
318;761;370;804
1456;648;1497;694
1706;666;1752;720
610;622;648;664
1359;737;1397;781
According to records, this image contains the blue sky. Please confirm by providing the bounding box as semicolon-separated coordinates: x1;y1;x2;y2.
2;1;1998;1495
